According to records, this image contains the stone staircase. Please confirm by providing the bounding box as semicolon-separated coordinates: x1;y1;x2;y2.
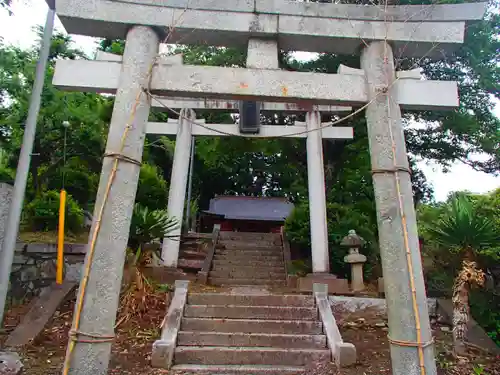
170;293;331;374
208;232;287;287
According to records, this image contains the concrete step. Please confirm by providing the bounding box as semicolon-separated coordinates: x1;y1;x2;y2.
211;265;285;273
187;293;314;307
208;270;286;280
216;249;283;256
174;346;330;366
177;331;327;348
184;305;318;320
213;254;283;262
171;364;306;374
212;259;284;268
180;318;323;334
208;277;286;286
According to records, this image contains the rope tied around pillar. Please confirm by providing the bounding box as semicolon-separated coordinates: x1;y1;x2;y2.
68;330;115;344
103;152;142;166
371;166;412;175
388;336;435;348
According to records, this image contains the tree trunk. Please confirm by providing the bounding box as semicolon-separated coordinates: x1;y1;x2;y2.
451;260;485;356
452;270;470;356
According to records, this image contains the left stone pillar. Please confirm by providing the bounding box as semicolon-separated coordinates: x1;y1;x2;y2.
162;109;195;267
66;26;159;375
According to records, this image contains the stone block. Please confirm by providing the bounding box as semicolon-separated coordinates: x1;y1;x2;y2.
330;296;438;318
336;342;357;366
151;280;189;369
0;351;22;375
298;274;350;294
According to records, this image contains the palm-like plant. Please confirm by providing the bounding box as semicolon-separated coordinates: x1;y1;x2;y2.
117;204;179;327
128;204;179;267
427;194;498;355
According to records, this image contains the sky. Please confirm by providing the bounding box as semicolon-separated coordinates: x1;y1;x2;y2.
0;0;499;202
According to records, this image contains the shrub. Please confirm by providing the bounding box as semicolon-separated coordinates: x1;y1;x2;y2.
0;166;14;184
135;164;169;210
45;160;99;207
24;190;84;233
285;201;378;278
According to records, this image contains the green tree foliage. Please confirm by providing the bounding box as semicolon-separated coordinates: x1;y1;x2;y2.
23;190;84;232
0;30;110;200
0;30;172;231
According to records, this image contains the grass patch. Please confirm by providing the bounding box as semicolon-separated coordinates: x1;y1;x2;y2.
19;231;89;244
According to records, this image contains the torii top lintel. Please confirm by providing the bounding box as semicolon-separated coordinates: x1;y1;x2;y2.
50;0;486;58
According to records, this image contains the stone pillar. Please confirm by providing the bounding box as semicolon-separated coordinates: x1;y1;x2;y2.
162;109;195;267
361;41;436;375
344;252;366;292
341;230;366;292
0;183;13;254
306;111;329;273
66;26;159;375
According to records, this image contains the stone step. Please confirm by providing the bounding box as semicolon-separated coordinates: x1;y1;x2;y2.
177;331;327;348
211;265;285;273
187;293;314;307
171;364;306;374
216;249;283;256
184;305;318;320
174;346;330;366
218;243;283;251
213;254;283;262
208;270;286;280
208;277;286;286
181;318;323;334
212;259;284;268
219;232;282;241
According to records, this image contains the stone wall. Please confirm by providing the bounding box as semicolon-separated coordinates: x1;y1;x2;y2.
9;242;86;300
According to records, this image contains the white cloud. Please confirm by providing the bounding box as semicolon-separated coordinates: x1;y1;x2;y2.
1;0;499;201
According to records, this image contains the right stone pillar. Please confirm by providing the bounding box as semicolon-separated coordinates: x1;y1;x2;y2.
306;111;330;274
361;41;437;375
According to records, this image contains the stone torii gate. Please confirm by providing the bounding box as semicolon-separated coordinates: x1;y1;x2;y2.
48;0;486;374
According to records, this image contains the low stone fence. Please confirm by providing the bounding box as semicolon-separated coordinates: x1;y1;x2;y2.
9;242;86;300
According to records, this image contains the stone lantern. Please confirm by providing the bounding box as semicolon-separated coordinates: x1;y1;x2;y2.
341;230;367;292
